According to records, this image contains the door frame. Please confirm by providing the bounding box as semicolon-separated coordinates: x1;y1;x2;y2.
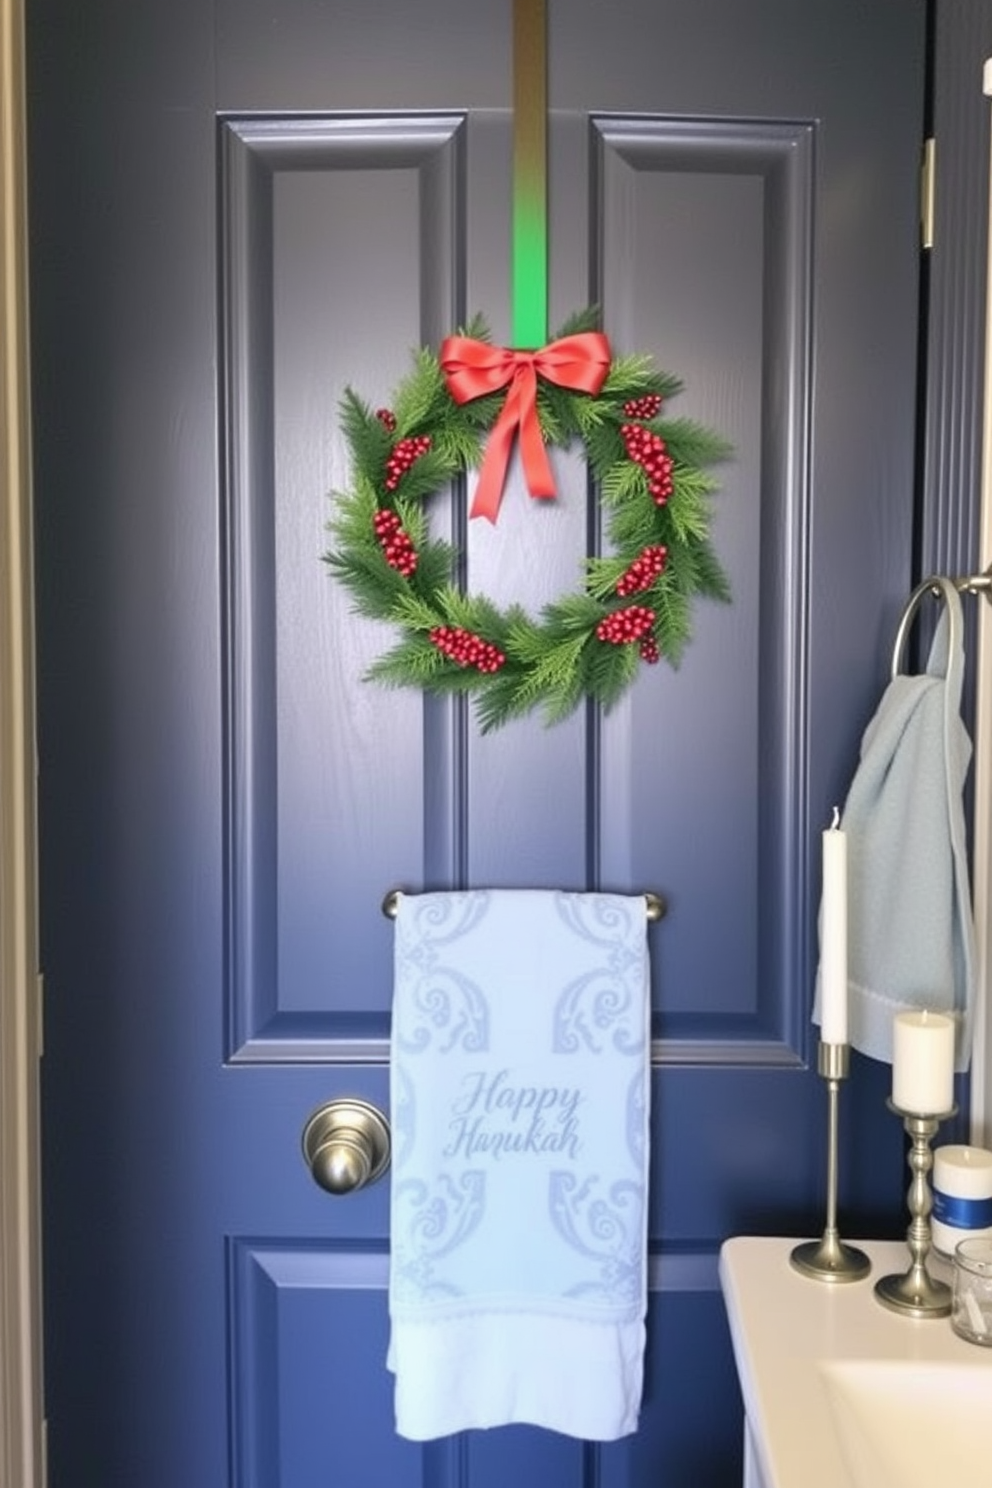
0;0;44;1481
976;63;992;1143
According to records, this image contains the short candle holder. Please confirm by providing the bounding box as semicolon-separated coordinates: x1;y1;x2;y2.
791;1042;871;1282
874;1099;957;1318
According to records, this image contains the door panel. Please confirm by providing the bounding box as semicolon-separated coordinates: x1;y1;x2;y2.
222;113;464;1062
594;115;811;1051
229;1250;740;1488
29;3;928;1485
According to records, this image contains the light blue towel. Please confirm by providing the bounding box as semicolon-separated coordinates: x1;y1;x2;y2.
387;889;650;1441
814;583;976;1071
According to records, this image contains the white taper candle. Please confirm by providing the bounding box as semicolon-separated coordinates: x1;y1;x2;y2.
820;808;848;1045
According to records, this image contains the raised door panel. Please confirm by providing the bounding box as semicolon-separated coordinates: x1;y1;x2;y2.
229;1246;741;1487
220;115;465;1062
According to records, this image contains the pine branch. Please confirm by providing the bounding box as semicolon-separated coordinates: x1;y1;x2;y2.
473;672;540;733
389;588;446;631
456;312;492;342
581;637;640;709
435;586;511;638
571;397;613;441
339;388;392;472
410;538;459;598
393;349;447;430
367;638;480;691
509;632;590;705
692;540;733;602
503;608;554;662
433;423;485;473
600;459;648;507
541;591;607;633
537;381;588;444
585;555;628;600
602;357;681;401
601;498;664;560
552;306;601;338
459;392;505;429
661;417;733;467
324;545;412;622
474;663;586;732
388;448;459;503
667;473;720;542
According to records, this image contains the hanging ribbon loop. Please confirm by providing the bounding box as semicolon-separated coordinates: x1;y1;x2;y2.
439;331;611;522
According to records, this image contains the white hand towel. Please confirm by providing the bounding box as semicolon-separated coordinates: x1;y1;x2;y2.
387;889;650;1441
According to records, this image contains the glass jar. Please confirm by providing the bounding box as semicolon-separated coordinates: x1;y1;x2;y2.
950;1236;992;1346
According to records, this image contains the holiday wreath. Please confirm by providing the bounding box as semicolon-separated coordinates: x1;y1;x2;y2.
324;309;731;733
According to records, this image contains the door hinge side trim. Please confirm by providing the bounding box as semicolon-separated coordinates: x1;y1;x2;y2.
921;136;935;251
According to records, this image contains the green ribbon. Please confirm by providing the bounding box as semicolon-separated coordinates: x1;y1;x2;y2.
512;0;548;348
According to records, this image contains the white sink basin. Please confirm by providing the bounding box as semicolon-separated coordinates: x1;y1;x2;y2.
720;1238;992;1488
820;1360;992;1488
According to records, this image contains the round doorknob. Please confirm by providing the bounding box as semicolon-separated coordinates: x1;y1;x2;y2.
301;1099;391;1195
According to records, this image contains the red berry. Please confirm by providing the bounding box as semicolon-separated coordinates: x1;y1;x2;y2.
616;544;668;596
622;393;663;420
429;625;506;674
376;408;397;432
619;424;674;503
595;605;656;645
373;508;417;576
384;434;432;492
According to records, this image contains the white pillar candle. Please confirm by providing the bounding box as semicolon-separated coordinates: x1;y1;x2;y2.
820;810;848;1045
891;1009;955;1114
932;1145;992;1256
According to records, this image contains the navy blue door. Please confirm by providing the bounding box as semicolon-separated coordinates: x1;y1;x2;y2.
31;2;926;1484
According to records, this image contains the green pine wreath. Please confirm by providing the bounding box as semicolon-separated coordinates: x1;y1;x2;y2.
324;309;732;733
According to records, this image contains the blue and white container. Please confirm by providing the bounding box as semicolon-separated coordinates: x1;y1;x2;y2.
932;1145;992;1258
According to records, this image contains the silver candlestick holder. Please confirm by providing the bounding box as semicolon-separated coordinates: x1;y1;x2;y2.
791;1042;871;1282
874;1099;957;1318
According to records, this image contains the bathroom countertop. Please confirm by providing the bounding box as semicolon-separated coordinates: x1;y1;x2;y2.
719;1235;992;1488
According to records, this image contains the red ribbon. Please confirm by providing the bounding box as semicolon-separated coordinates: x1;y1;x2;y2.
439;331;612;522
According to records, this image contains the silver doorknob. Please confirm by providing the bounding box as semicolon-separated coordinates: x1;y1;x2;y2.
301;1099;391;1195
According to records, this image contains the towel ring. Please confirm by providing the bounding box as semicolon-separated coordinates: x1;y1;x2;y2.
891;575;962;681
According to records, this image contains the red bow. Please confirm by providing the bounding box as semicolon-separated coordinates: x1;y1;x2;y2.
439;332;612;522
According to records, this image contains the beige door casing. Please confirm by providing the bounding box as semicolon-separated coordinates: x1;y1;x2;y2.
0;0;44;1483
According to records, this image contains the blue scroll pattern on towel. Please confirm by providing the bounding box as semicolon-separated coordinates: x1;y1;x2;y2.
391;890;647;1312
393;891;492;1055
392;893;493;1300
552;894;646;1054
391;1172;487;1301
546;1064;647;1304
549;1174;645;1304
548;897;648;1305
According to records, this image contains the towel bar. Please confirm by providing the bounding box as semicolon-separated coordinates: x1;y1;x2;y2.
381;888;667;921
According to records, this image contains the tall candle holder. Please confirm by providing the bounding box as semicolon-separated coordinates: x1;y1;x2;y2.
791;1042;871;1282
874;1099;957;1318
